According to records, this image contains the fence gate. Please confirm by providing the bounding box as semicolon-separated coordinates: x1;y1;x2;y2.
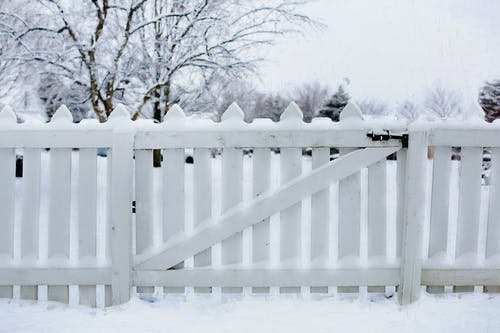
129;102;416;301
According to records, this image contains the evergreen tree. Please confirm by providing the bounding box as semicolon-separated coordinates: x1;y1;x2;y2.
317;84;350;121
479;80;500;122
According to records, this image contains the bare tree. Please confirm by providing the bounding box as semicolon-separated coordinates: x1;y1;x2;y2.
289;81;329;122
423;84;463;120
3;0;316;122
396;100;420;122
357;98;389;117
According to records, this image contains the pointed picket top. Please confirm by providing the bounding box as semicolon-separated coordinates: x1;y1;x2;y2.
164;104;186;122
50;104;73;123
339;102;364;122
462;102;484;122
108;104;131;123
280;102;303;122
221;102;244;122
0;105;17;124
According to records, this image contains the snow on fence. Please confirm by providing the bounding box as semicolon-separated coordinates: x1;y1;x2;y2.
0;102;499;307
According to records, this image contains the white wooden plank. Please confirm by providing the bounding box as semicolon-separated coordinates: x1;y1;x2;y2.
135;150;153;254
367;159;387;258
134;150;154;295
134;128;404;149
135;147;399;271
0;148;15;299
422;268;500;286
163;149;185;242
0;129;112;148
221;148;243;267
47;148;72;303
20;148;41;300
252;149;271;265
428;146;451;258
486;148;500;258
78;148;98;306
110;128;134;305
0;148;15;259
279;148;302;278
429;128;500;147
396;149;407;258
193;149;212;269
455;147;483;259
133;268;400;287
338;148;361;261
399;130;428;305
163;148;186;293
310;148;330;265
0;268;111;285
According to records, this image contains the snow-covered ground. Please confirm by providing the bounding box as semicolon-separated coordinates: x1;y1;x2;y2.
2;293;500;333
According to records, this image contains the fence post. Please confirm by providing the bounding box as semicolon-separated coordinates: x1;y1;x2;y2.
109;105;134;305
398;127;429;305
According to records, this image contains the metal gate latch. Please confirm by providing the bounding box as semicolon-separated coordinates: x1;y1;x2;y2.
367;130;408;148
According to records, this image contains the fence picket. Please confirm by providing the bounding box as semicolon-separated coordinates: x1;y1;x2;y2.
399;130;428;305
0;148;15;298
396;149;407;258
221;148;244;292
367;159;387;259
163;148;185;293
134;150;154;295
310;148;330;293
47;148;72;303
486;148;500;258
338;148;361;261
78;148;98;306
193;148;212;292
20;148;42;299
252;148;271;293
279;147;302;293
428;147;451;259
310;148;330;265
456;147;483;259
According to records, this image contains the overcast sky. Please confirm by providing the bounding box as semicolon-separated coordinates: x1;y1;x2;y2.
258;0;500;105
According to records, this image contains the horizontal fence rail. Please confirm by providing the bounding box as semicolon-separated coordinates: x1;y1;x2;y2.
0;102;499;307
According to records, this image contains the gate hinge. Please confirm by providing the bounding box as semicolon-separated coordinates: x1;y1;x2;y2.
367;130;408;148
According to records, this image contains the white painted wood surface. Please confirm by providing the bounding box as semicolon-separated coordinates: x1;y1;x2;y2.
109;107;134;305
78;148;98;306
163;149;185;243
193;148;212;269
399;130;428;305
456;147;483;259
0;148;15;299
486;148;500;258
47;148;72;303
135;150;153;255
134;150;154;294
367;159;387;258
428;146;452;258
252;149;271;265
3;102;500;307
338;148;361;261
135;147;399;271
0;148;15;259
395;148;407;259
310;148;330;265
20;148;42;300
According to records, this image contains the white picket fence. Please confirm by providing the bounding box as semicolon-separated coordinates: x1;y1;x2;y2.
0;101;499;307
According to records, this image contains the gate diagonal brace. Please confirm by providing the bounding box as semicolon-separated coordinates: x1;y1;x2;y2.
134;146;400;271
